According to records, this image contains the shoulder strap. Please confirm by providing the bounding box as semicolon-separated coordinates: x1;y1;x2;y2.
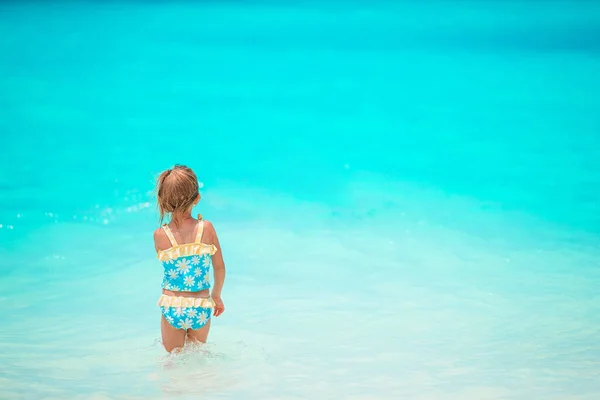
195;214;205;244
162;224;178;246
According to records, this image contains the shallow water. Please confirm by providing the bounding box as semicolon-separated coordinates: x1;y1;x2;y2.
1;1;600;399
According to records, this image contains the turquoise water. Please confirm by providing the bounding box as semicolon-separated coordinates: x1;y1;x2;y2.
1;1;600;399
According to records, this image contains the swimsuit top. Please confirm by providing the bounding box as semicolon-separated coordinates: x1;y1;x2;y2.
157;216;217;293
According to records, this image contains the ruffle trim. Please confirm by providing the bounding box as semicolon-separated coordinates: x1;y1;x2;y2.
157;294;215;308
157;242;217;262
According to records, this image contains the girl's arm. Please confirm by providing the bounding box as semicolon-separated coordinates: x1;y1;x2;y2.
206;221;226;316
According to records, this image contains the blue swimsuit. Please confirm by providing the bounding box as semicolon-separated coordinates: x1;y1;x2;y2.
157;216;217;331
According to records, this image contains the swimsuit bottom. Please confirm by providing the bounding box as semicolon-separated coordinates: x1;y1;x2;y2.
157;294;215;331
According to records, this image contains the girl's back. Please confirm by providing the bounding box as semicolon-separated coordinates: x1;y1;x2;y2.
152;165;226;353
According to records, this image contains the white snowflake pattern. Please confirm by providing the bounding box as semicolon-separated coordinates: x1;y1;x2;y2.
178;318;193;330
187;308;197;318
173;308;185;317
176;259;191;274
168;269;178;279
164;313;174;324
191;256;200;266
184;276;195;287
197;311;209;325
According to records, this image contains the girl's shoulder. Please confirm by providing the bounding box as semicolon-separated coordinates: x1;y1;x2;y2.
200;219;217;244
201;219;214;230
153;226;172;252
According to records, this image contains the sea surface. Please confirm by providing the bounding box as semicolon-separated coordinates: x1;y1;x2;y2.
1;1;600;399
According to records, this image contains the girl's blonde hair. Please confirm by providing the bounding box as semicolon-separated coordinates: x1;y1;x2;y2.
156;165;199;225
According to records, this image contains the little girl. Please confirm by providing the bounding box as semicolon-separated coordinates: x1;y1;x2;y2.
153;165;226;352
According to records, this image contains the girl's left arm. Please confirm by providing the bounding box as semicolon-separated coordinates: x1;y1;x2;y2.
206;221;226;316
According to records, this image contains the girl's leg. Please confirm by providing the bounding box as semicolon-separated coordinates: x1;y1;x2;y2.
187;319;211;344
161;315;186;353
